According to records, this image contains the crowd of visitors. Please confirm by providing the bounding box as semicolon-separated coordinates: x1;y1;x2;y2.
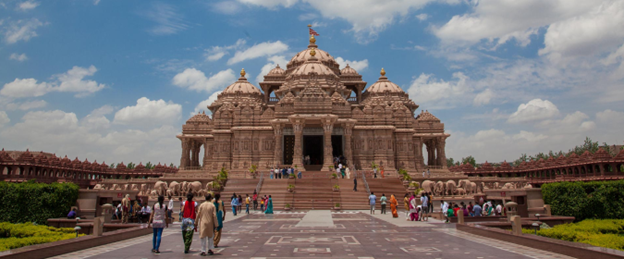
269;166;302;179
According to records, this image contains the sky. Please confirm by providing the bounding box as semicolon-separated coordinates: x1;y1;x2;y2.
0;0;623;166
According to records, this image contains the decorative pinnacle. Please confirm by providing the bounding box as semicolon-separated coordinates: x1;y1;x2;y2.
310;48;316;57
380;68;386;76
309;35;316;44
308;24;312;28
240;68;246;77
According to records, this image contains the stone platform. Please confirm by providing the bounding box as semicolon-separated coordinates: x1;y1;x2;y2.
53;210;573;259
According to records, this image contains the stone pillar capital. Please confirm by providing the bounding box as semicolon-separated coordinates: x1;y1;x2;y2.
291;119;306;134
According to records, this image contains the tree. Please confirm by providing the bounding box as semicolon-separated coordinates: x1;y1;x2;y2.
461;156;476;167
109;163;116;169
169;163;175;168
127;162;135;169
446;158;455;168
145;162;154;169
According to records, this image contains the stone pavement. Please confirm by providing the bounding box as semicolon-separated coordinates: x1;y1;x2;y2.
52;210;574;259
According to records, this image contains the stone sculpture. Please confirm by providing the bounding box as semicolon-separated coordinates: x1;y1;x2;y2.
445;180;456;196
154;181;168;196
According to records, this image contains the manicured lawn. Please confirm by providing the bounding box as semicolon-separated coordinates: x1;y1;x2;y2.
523;219;624;251
0;222;84;252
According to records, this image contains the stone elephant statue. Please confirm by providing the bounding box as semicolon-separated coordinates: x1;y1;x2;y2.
421;180;435;193
112;184;121;191
154;181;168;196
130;184;139;191
168;181;180;196
502;183;515;189
181;181;189;195
150;190;158;196
139;184;148;196
445;180;457;196
455;187;466;196
123;184;130;191
205;181;214;191
434;181;445;196
189;181;203;196
524;183;533;188
493;182;500;189
469;182;477;194
93;184;103;190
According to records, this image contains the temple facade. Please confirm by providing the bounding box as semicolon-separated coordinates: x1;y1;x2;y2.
177;35;450;172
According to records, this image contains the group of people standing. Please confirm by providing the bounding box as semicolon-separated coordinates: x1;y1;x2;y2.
230;191;273;215
404;192;431;221
367;192;400;217
440;199;503;222
270;166;302;179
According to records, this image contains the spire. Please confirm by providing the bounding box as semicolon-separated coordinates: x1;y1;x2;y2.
240;68;246;77
380;68;386;76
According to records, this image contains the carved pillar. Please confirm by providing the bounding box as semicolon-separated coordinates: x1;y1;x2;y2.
437;137;447;169
426;141;433;166
343;122;355;169
414;137;424;170
203;139;210;170
321;118;335;171
180;138;191;169
292;119;305;168
272;123;283;166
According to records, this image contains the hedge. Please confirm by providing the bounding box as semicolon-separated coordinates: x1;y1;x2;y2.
0;222;83;251
541;180;624;221
524;219;624;251
0;181;79;224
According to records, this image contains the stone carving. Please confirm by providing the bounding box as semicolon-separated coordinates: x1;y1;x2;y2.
421;180;435;194
154;181;168;196
445;180;457;196
434;181;445;196
168;181;180;196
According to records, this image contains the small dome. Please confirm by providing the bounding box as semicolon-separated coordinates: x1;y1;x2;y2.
268;64;285;75
365;68;404;94
416;110;440;122
222;69;262;95
186;111;210;124
340;64;358;75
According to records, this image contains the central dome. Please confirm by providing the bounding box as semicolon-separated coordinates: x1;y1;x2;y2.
285;35;340;75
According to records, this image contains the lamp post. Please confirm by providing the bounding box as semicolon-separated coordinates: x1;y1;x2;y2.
531;222;540;235
74;226;81;238
535;213;541;222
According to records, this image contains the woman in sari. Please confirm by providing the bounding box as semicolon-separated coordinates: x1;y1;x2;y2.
213;194;225;248
403;193;410;219
485;202;493;216
264;195;274;214
389;194;398;218
380;166;385;179
180;193;197;254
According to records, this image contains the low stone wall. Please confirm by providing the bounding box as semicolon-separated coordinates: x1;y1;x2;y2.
450;216;506;223
456;223;624;259
0;225;151;259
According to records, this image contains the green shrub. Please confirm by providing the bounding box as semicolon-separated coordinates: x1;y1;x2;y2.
542;180;624;221
523;219;624;251
0;181;79;224
0;222;84;251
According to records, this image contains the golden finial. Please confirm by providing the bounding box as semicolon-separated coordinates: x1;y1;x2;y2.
240;68;246;77
310;48;316;57
308;24;312;28
380;68;386;76
309;35;316;44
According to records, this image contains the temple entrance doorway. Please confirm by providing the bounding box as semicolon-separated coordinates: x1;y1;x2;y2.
283;136;295;165
332;135;343;159
303;135;323;165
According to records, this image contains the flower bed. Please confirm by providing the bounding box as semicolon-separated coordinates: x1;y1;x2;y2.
524;219;624;251
0;222;84;252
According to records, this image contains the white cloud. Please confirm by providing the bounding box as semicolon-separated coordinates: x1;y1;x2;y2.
335;57;369;72
473;89;494;106
237;0;298;9
1;65;106;98
5;100;47;110
113;97;181;126
172;68;236;93
143;3;188;35
9;53;27;61
17;1;39;11
406;72;469;109
1;78;51;98
193;91;222;115
299;13;318;21
508;99;560;124
3;18;44;44
415;13;429;21
0;111;9;126
93;0;101;5
205;39;246;61
227;41;289;65
213;1;241;14
596;109;624;123
256;55;288;83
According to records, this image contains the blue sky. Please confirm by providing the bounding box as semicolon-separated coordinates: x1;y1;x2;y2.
0;0;623;166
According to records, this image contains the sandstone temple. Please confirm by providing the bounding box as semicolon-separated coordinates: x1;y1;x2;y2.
177;34;450;173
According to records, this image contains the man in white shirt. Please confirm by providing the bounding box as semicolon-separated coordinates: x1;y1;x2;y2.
368;192;377;214
441;200;449;223
496;203;502;216
167;196;174;221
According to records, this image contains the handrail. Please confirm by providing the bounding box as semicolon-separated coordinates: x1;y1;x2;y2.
255;171;263;194
361;170;371;194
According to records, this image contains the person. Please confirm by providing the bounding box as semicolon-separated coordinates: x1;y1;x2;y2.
353;175;358;191
380;166;385;179
409;194;418;221
196;193;218;256
213;194;226;248
368;192;377;214
422;170;426;178
231;194;238;216
441;200;449;223
167;196;174;222
297;168;302;179
178;197;183;222
420;193;428;221
270;167;274;179
141;204;152;223
260;195;265;211
485;202;493;216
132;201;141;222
467;202;474;217
245;194;250;214
67;208;77;219
122;194;131;224
373;167;377;178
380;194;387;214
340;167;346;179
427;169;431;178
252;191;258;211
265;195;274;214
447;203;455;223
346;167;351;179
453;203;461;217
114;204;120;220
389;194;399;218
148;195;169;254
180;193;197;254
473;202;482;217
403;194;410;219
237;195;243;213
461;203;469;217
496;203;503;216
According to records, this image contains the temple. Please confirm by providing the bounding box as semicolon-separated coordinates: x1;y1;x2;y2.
177;34;450;173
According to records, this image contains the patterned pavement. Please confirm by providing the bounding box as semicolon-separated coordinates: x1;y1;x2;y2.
52;210;574;259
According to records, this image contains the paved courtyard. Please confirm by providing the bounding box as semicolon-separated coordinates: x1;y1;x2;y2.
54;210;573;259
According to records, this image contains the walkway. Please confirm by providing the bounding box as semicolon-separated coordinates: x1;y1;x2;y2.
53;210;573;259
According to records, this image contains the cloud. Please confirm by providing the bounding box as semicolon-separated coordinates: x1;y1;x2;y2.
172;68;236;93
508;99;560;123
0;111;9;126
298;13;318;21
238;0;298;9
113;97;181;126
193;91;222;115
415;13;429;21
17;1;39;11
256;55;288;83
205;39;246;61
473;89;494;106
3;18;44;44
5;100;47;110
93;0;101;5
9;53;27;61
335;57;369;72
142;3;188;35
406;72;469;109
1;78;51;98
227;41;288;65
213;1;241;14
1;65;106;98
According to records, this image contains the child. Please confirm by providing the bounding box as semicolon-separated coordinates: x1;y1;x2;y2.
260;197;265;211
